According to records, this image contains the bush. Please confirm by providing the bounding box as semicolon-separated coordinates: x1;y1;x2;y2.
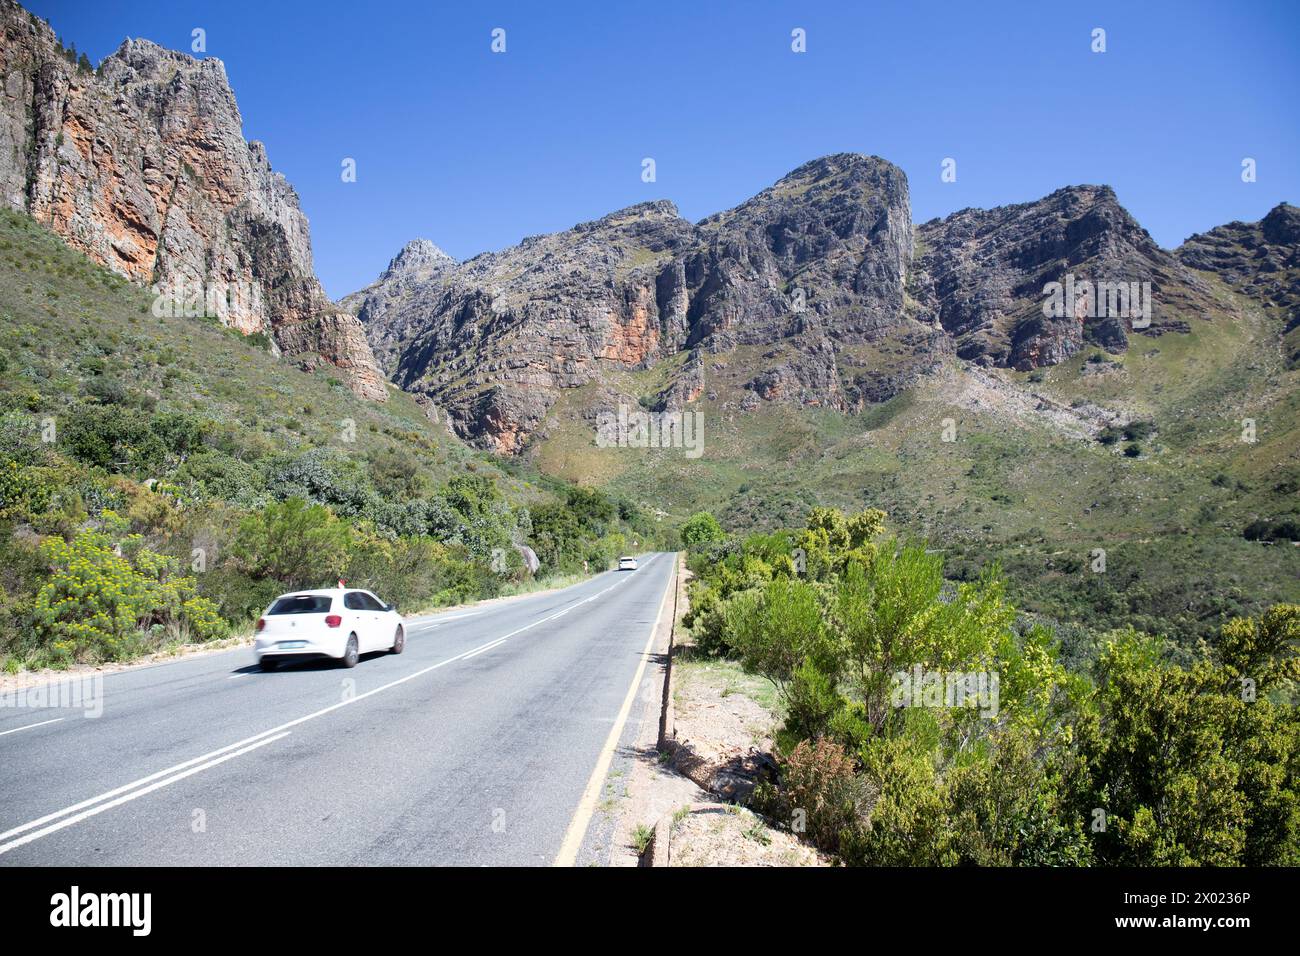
841;736;953;866
230;498;351;590
1068;621;1300;866
680;510;724;549
762;737;866;853
1244;518;1300;543
726;576;828;695
30;511;227;664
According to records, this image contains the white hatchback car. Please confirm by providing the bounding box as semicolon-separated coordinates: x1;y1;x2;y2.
254;589;405;670
618;556;638;571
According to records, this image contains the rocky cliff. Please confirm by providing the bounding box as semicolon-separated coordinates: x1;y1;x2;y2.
353;151;1265;453
0;0;386;400
1177;202;1300;362
348;154;926;449
911;185;1225;369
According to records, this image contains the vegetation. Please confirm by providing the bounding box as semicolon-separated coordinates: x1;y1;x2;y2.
0;209;670;669
534;315;1300;651
687;507;1300;866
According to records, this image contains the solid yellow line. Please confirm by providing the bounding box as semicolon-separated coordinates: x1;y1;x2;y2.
553;553;676;866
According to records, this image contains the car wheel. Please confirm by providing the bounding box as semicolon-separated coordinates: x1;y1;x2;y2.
341;634;359;669
259;658;278;672
390;625;405;654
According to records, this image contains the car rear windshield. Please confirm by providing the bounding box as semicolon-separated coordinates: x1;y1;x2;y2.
267;595;333;615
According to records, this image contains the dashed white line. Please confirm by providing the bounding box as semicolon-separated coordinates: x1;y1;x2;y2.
0;717;65;737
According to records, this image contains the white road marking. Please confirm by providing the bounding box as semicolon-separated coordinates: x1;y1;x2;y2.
0;732;291;856
0;555;659;857
409;610;485;631
0;717;64;737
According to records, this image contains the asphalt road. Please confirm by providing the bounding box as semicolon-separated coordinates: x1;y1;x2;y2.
0;553;675;866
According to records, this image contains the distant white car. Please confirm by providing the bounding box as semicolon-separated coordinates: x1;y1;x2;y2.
254;589;405;670
618;556;638;571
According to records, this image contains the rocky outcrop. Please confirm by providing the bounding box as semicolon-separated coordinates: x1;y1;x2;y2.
349;154;924;450
1177;203;1300;343
911;185;1222;370
351;152;1278;454
0;0;386;400
349;198;700;449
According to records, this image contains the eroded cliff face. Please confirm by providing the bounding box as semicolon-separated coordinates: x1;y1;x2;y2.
1177;203;1300;347
0;1;386;400
911;185;1222;370
348;165;1272;457
348;154;922;450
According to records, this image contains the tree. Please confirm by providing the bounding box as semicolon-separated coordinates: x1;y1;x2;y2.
834;545;1012;733
680;511;724;548
230;498;351;589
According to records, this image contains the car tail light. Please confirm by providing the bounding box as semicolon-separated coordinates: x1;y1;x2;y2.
256;618;266;632
325;615;342;628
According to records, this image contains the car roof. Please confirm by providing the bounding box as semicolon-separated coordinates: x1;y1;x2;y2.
273;588;371;599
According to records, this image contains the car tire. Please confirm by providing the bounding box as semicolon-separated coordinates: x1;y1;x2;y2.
341;634;359;669
259;658;278;672
390;625;405;655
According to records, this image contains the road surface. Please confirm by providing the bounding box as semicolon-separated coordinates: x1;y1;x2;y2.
0;553;675;866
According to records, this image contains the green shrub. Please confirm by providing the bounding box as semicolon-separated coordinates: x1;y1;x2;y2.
230;497;351;590
680;510;724;548
765;737;866;853
30;511;227;664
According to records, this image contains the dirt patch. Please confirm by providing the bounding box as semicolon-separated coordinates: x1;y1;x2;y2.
668;656;781;801
668;804;828;867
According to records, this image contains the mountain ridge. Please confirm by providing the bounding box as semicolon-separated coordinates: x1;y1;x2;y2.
0;0;388;401
348;152;1293;454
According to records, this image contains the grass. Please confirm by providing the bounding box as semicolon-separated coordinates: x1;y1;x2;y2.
521;281;1300;645
676;652;785;720
631;823;654;855
0;208;549;506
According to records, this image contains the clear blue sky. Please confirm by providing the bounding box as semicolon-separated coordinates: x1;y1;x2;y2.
28;0;1300;299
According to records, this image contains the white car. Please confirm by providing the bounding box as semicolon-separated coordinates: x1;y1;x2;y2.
254;589;405;670
618;556;638;571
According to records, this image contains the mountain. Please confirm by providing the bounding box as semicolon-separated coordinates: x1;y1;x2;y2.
911;184;1223;368
0;0;386;400
346;155;926;449
348;156;1299;643
348;154;1254;452
1177;202;1300;366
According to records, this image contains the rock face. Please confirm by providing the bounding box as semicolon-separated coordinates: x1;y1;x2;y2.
350;167;1284;455
0;0;386;400
1177;203;1300;345
910;185;1220;370
349;154;924;450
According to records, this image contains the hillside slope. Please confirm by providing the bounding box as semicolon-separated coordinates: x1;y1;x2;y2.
348;162;1299;644
0;207;667;669
0;0;385;399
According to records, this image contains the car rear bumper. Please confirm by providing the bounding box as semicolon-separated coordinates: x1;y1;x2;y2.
254;635;347;660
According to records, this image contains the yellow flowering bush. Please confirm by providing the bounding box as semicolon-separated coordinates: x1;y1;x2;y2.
32;510;228;664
